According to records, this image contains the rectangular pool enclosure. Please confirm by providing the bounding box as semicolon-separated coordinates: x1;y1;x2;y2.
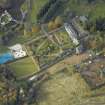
0;53;14;64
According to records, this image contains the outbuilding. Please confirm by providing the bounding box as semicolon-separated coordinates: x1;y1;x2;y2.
9;44;27;59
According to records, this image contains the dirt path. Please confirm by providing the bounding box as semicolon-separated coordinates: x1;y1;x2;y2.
48;53;89;73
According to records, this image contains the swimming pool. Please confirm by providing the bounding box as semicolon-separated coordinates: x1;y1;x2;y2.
0;53;14;64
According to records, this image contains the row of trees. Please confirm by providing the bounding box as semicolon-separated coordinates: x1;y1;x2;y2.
79;17;105;52
37;0;63;23
87;0;96;3
37;0;57;20
70;0;96;4
0;65;17;105
82;17;105;33
96;17;105;31
48;16;63;30
0;65;16;80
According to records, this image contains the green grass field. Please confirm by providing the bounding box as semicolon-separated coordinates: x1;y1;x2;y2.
9;57;38;78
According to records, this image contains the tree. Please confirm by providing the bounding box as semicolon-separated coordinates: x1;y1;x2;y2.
48;21;55;30
87;0;95;3
54;16;63;27
42;0;62;23
37;0;57;21
96;17;105;31
31;25;41;33
89;34;105;51
0;0;25;8
48;16;63;30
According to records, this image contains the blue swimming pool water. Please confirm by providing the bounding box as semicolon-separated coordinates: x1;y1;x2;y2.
0;53;14;64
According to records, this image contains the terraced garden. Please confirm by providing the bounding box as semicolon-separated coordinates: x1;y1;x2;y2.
28;29;75;66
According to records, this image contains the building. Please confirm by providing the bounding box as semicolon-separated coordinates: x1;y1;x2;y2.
64;23;79;45
79;16;88;23
9;44;27;59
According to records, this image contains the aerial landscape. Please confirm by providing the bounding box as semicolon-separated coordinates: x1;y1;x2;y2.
0;0;105;105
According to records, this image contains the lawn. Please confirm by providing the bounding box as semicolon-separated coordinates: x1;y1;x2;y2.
8;35;27;45
9;57;38;78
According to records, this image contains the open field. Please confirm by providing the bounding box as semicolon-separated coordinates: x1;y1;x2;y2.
32;64;105;105
8;57;38;78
